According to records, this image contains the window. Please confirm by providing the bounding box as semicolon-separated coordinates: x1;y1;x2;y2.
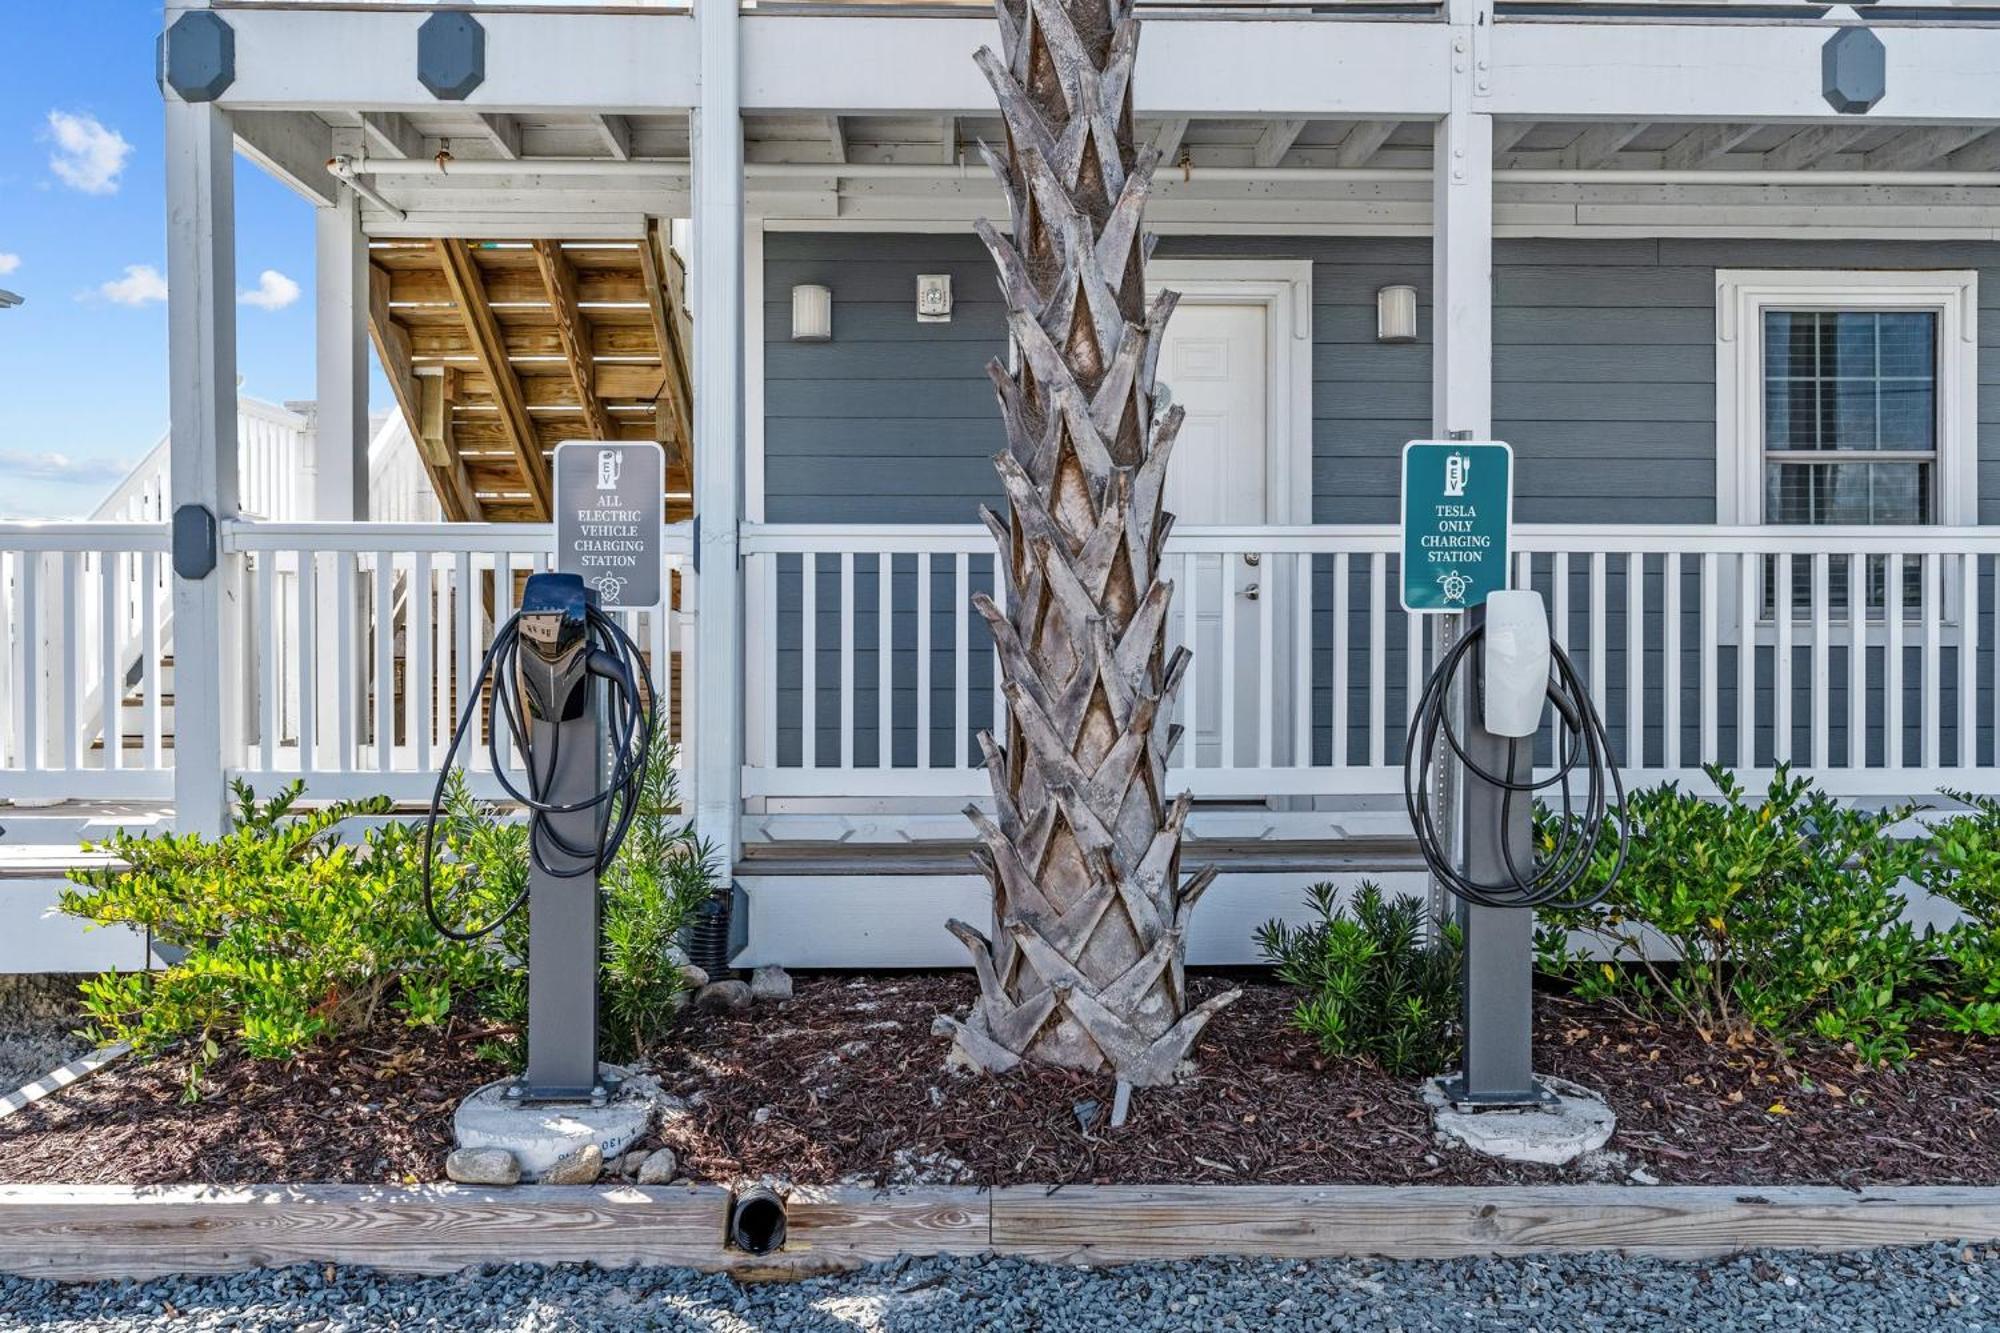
1762;309;1936;526
1717;271;1978;618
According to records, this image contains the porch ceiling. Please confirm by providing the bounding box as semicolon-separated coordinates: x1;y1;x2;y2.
308;110;2000;177
368;232;694;524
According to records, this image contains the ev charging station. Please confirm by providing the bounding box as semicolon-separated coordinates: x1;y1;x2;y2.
1399;441;1627;1139
426;442;662;1133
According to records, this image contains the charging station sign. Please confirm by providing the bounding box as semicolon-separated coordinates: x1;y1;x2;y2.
1401;440;1513;614
554;441;663;611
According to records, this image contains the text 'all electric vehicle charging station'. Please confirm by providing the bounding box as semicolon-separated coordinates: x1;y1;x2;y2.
1400;441;1628;1112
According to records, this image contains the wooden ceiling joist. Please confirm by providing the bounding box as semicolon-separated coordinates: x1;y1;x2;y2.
531;240;617;443
434;238;554;520
368;234;694;522
368;262;481;522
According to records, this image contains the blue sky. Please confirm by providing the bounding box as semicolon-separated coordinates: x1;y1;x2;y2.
0;2;320;519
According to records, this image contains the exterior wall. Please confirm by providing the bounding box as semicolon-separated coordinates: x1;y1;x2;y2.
762;232;2000;774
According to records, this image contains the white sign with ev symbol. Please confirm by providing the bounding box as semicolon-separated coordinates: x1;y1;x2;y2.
553;440;664;611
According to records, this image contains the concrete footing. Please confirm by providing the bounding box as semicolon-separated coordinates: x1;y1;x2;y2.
1421;1074;1616;1166
453;1066;662;1181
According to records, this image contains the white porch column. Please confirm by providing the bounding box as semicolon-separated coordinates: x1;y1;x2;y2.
1427;1;1495;917
165;98;241;836
1432;7;1494;438
691;0;746;870
313;186;370;520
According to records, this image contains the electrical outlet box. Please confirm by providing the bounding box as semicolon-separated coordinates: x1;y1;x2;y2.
917;273;953;322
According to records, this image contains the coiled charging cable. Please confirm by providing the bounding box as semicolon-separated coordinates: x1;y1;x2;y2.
421;603;655;942
1403;621;1627;911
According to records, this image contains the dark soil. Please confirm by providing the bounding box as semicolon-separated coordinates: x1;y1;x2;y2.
4;975;1998;1188
644;975;2000;1190
0;1015;505;1185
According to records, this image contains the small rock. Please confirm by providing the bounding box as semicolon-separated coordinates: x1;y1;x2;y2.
616;1149;650;1178
750;965;794;1002
539;1143;603;1186
444;1147;520;1186
694;980;752;1013
752;1106;774;1125
1074;1099;1102;1133
1628;1167;1660;1186
637;1148;679;1185
680;964;710;990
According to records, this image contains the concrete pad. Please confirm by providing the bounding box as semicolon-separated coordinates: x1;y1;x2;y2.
1422;1074;1616;1166
453;1067;662;1181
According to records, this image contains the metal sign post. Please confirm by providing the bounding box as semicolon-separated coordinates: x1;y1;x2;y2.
503;442;664;1104
1401;439;1545;1108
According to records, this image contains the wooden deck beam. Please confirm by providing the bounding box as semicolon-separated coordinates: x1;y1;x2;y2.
433;239;552;519
531;241;617;443
638;220;695;471
367;262;480;523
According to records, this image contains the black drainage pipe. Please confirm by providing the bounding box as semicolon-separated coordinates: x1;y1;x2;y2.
729;1185;788;1255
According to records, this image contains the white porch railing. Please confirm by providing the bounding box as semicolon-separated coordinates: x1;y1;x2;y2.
0;525;175;801
743;523;2000;803
224;522;696;803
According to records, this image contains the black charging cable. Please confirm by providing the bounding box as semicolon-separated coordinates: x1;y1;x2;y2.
421;603;655;942
1403;620;1626;911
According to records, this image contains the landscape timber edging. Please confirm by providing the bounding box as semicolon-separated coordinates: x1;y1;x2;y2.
3;1182;2000;1281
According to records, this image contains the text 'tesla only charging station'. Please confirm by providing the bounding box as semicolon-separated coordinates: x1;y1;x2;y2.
1400;441;1627;1135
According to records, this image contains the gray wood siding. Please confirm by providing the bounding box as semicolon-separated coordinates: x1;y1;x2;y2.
762;232;2000;772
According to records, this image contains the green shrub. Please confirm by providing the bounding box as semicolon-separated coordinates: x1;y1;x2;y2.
1256;881;1462;1076
1914;791;2000;1036
61;781;517;1088
62;744;722;1090
1537;765;1930;1064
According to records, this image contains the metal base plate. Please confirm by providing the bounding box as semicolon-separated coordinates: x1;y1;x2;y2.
503;1065;625;1109
1439;1074;1564;1114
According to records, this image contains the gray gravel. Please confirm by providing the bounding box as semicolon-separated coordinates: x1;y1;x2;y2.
0;975;90;1093
2;1244;1995;1331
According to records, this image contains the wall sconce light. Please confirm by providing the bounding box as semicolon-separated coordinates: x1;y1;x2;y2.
1376;284;1418;343
791;284;832;342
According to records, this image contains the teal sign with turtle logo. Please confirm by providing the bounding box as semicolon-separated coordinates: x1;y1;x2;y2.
1400;440;1513;614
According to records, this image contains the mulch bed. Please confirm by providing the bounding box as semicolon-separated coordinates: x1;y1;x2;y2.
646;975;2000;1191
2;974;1998;1189
0;1015;505;1186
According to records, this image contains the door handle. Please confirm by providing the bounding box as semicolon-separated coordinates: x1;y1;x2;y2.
1242;582;1260;601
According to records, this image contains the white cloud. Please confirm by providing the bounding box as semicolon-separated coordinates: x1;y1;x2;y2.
240;269;301;312
0;449;131;485
0;253;18;277
46;111;132;195
96;264;168;307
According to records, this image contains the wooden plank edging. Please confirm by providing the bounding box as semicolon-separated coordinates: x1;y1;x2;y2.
3;1183;1999;1281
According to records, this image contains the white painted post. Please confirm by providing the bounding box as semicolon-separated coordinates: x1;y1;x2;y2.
165;97;241;836
312;184;370;772
692;0;746;875
313;185;370;521
1428;2;1496;926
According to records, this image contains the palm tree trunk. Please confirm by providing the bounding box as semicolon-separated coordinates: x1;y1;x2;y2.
943;0;1239;1092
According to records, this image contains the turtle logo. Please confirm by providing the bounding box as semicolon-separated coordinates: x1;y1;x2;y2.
588;573;628;605
1436;569;1473;607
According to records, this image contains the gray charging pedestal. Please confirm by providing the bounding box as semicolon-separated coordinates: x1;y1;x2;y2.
1442;676;1552;1111
514;692;614;1105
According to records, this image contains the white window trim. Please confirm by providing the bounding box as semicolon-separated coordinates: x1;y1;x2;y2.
1715;268;1979;528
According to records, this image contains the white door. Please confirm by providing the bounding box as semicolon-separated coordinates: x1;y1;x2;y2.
1155;301;1274;769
